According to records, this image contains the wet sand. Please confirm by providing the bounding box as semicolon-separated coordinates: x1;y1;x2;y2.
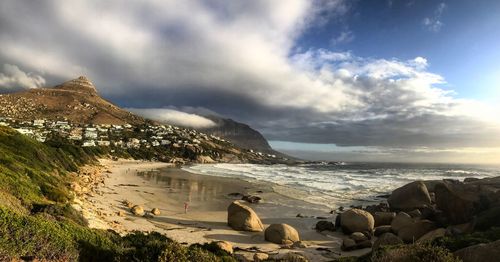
77;159;372;261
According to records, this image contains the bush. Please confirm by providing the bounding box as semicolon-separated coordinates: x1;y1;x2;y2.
372;243;460;262
432;227;500;252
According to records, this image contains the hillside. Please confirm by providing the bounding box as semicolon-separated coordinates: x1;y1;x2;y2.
0;126;235;261
0;76;146;125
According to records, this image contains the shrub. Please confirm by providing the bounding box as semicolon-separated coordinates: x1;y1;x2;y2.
372;243;460;262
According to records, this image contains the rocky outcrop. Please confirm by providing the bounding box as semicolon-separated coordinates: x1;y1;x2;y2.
454;240;500;262
264;223;300;245
388;181;431;211
397;219;436;243
227;201;264;232
416;228;446;243
340;208;375;234
391;212;413;234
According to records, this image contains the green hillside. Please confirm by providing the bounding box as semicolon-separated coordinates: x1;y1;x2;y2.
0;126;235;261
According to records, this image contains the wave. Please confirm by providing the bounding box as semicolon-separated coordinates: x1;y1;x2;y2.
183;163;499;209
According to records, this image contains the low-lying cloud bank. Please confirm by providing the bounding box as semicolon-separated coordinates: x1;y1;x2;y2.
129;108;216;129
0;0;498;161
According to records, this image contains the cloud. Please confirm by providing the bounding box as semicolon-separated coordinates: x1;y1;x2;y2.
0;64;46;90
128;108;217;129
0;0;498;157
330;30;355;45
422;2;446;32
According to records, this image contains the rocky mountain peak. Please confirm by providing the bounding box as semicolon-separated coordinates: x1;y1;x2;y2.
54;76;97;95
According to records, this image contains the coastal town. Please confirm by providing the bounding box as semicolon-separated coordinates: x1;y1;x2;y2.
0;116;280;163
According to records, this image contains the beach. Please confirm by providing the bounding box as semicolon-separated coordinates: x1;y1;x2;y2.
73;159;373;261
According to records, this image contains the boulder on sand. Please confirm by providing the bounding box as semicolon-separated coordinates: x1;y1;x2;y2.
264;223;300;245
130;205;145;216
340;208;375;234
387;181;431;211
151;208;161;216
227;201;264;232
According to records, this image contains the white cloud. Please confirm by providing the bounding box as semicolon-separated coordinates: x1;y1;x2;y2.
128;108;217;129
0;64;46;90
422;2;446;32
331;30;355;45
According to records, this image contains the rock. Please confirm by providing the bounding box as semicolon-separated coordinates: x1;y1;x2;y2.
373;232;404;250
292;241;307;248
373;212;396;226
434;181;482;224
151;208;161;216
143;212;154;219
242;195;262;204
253;253;269;262
271;253;309;262
227;201;264;232
264;224;300;244
388;181;431;211
417;228;446;243
454;239;500;262
447;222;474;235
234;253;252;262
123;200;134;208
130;205;144;216
340;208;375;234
398;219;436;243
117;211;126;217
357;240;373;249
475;206;500;231
315;220;335;231
350;232;368;242
390;212;413;234
215;241;233;254
374;225;393;236
341;238;357;251
407;209;422;218
228;192;243;198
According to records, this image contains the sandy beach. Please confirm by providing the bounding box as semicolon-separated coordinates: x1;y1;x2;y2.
74;159;373;261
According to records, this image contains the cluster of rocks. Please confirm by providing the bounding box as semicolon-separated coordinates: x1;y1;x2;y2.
226;201;309;261
313;177;500;259
122;200;161;218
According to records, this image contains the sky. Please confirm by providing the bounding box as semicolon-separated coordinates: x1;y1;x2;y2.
0;0;499;164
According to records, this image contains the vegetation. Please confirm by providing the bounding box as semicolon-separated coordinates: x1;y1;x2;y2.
0;126;236;261
432;227;500;252
370;243;460;262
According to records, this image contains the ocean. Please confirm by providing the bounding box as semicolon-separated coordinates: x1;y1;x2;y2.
183;162;500;210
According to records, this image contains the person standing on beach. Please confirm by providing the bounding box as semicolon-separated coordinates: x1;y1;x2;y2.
184;202;189;214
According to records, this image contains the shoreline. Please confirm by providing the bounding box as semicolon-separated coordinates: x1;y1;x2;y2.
73;159;372;261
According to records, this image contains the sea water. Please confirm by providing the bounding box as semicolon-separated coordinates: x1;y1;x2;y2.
183;162;500;210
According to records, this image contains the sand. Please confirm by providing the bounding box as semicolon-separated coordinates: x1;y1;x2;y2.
74;159;372;261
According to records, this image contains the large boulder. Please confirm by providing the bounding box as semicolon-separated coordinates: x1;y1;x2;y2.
434;182;481;224
227;201;264;232
264;223;300;245
373;233;403;250
454;239;500;262
214;241;233;254
374;225;392;236
340;208;375;234
397;219;436;243
373;212;396;226
416;228;446;243
474;206;500;231
390;212;413;234
388;181;431;211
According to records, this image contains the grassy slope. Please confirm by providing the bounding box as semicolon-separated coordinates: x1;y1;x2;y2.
0;126;235;261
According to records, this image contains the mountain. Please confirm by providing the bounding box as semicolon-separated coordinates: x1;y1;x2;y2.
198;116;281;155
0;76;146;125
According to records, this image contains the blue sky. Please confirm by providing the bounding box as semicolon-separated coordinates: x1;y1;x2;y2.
297;0;500;101
0;0;499;163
